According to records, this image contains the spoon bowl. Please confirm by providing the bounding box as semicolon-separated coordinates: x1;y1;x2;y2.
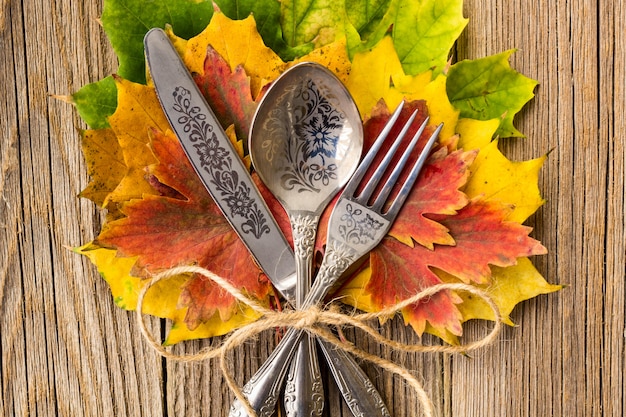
250;62;363;213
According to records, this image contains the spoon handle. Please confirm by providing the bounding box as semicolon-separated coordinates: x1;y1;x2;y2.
284;213;324;417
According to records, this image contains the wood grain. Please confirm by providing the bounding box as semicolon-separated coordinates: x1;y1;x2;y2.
1;0;623;416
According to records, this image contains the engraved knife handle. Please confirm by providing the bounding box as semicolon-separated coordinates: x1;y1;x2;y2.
229;328;303;417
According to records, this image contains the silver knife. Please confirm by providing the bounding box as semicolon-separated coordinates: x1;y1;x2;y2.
143;28;296;301
144;27;389;417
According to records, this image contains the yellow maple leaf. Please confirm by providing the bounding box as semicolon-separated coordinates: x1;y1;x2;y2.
184;12;286;97
79;128;125;210
75;243;183;316
346;36;404;116
105;76;169;204
346;36;459;141
464;140;546;222
290;38;352;83
426;258;562;344
456;117;500;150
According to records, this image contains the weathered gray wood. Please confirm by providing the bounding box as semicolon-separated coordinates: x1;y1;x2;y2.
1;0;624;416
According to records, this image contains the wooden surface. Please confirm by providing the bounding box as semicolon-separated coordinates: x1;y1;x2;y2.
1;0;624;416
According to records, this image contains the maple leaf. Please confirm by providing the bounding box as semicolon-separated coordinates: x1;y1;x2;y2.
79;128;126;210
184;12;286;97
105;76;169;204
368;239;464;335
386;0;468;75
74;243;265;344
338;199;547;335
345;37;460;141
344;0;392;45
464;140;546;223
214;0;313;60
193;46;257;142
101;0;214;84
425;257;563;344
281;0;346;48
456;117;501;151
446;50;538;138
74;243;184;314
96;129;273;329
71;76;118;129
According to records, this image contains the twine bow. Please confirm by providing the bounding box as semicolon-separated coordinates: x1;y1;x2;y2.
137;265;502;417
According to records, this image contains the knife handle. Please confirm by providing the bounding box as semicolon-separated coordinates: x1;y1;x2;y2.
229;328;302;417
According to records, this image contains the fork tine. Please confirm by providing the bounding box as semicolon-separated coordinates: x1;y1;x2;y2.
343;100;406;196
370;115;430;211
356;109;419;203
385;123;443;219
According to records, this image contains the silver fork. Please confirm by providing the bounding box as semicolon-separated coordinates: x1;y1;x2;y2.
229;104;443;417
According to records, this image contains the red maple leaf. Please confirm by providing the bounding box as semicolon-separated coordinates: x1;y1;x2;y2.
96;129;273;328
369;240;464;335
365;199;547;335
389;148;476;249
193;46;258;142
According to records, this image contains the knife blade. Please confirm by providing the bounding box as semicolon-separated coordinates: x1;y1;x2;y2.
144;28;296;302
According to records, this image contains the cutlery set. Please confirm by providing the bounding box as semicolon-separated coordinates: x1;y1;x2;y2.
145;28;443;417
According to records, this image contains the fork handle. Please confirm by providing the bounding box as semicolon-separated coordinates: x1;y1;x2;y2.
301;239;360;310
229;328;303;417
318;338;390;417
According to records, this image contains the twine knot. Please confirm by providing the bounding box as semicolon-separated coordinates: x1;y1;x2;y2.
287;307;322;329
136;265;502;417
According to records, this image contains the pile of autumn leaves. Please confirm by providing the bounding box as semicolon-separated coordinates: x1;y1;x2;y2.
75;11;559;345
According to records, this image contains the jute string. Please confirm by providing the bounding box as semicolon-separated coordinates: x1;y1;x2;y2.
136;265;502;417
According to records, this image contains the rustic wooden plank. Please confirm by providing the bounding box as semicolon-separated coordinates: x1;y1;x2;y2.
601;1;626;416
1;0;163;416
1;1;29;415
453;1;606;417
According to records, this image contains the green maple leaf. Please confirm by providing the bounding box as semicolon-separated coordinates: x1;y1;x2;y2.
347;0;467;74
391;0;468;74
71;76;117;129
281;0;346;49
345;0;392;41
101;0;213;84
446;49;539;138
73;0;214;129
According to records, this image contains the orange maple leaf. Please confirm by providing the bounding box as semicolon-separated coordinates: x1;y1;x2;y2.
193;46;258;141
357;199;547;335
97;129;272;328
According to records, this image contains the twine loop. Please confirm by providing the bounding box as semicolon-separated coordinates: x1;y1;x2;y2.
136;265;502;417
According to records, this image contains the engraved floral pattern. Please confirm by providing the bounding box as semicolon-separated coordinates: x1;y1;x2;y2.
172;86;270;239
339;203;385;245
290;214;319;261
262;77;346;193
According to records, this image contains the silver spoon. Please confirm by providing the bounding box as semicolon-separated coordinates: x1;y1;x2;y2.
249;62;363;417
